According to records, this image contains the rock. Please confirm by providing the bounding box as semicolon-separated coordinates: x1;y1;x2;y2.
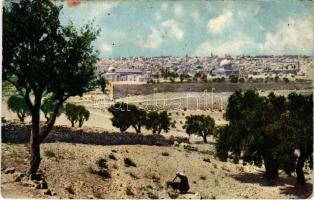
3;167;15;174
21;180;37;188
87;195;95;199
173;141;179;146
13;173;25;182
41;189;52;196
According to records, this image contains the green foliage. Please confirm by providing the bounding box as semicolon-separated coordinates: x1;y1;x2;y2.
41;97;64;122
108;103;146;133
183;115;215;143
3;0;99;176
145;111;171;134
230;76;238;83
7;94;30;122
216;90;313;183
212;77;225;82
65;103;90;127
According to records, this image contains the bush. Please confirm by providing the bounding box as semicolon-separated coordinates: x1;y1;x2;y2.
126;187;134;196
161;152;170;156
124;157;136;167
203;158;211;163
44;150;56;158
108;154;117;160
65;103;90;127
7;94;30;122
96;158;108;168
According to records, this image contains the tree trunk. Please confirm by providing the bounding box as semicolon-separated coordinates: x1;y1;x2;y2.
29;104;41;179
296;153;306;185
71;121;75;127
17;113;25;122
263;157;279;180
203;135;207;143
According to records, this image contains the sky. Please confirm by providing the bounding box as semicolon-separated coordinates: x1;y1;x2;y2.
58;0;314;58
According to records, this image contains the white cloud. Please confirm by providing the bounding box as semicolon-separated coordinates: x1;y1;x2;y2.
161;20;184;40
191;10;200;23
174;4;184;16
207;11;233;33
143;27;163;49
143;20;184;49
258;16;313;55
153;11;162;21
100;43;113;53
161;2;168;11
194;36;255;56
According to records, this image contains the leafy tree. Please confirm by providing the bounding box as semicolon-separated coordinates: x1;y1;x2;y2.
183;115;215;143
286;93;313;184
41;97;64;123
7;94;31;122
65;103;90;127
128;104;147;133
216;90;313;183
146;111;171;134
3;0;99;178
77;105;90;127
65;103;79;127
108;103;133;133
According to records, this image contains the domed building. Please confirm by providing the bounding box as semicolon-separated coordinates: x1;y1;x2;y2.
212;59;239;78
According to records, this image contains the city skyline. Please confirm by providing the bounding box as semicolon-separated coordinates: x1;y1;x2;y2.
59;0;313;58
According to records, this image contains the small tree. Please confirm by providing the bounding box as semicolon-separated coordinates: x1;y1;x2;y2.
184;115;215;143
41;97;64;123
128;104;147;134
3;0;99;177
65;103;79;127
145;111;171;134
65;103;90;127
77;105;90;127
7;94;31;122
108;103;132;133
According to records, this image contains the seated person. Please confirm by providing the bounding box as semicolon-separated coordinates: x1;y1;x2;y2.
167;172;190;194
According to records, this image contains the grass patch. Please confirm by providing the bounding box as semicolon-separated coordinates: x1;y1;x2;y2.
198;149;215;156
124;157;136;167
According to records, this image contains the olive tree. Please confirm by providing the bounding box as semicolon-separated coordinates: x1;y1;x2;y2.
183;115;215;143
3;0;99;178
145;111;171;134
7;94;31;122
41;96;64;123
108;103;133;133
65;103;90;127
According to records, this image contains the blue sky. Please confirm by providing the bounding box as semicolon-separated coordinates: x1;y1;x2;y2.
59;0;313;58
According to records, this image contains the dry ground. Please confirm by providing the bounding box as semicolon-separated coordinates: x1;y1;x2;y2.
1;141;313;199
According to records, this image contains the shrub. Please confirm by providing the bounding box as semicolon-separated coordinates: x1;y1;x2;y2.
161;152;170;156
7;94;30;122
44;150;56;158
200;176;206;180
96;158;108;168
168;136;190;144
124;158;136;167
108;154;117;160
203;158;211;163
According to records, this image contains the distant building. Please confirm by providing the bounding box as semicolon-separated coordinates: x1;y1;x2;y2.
103;66;145;82
212;59;239;78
